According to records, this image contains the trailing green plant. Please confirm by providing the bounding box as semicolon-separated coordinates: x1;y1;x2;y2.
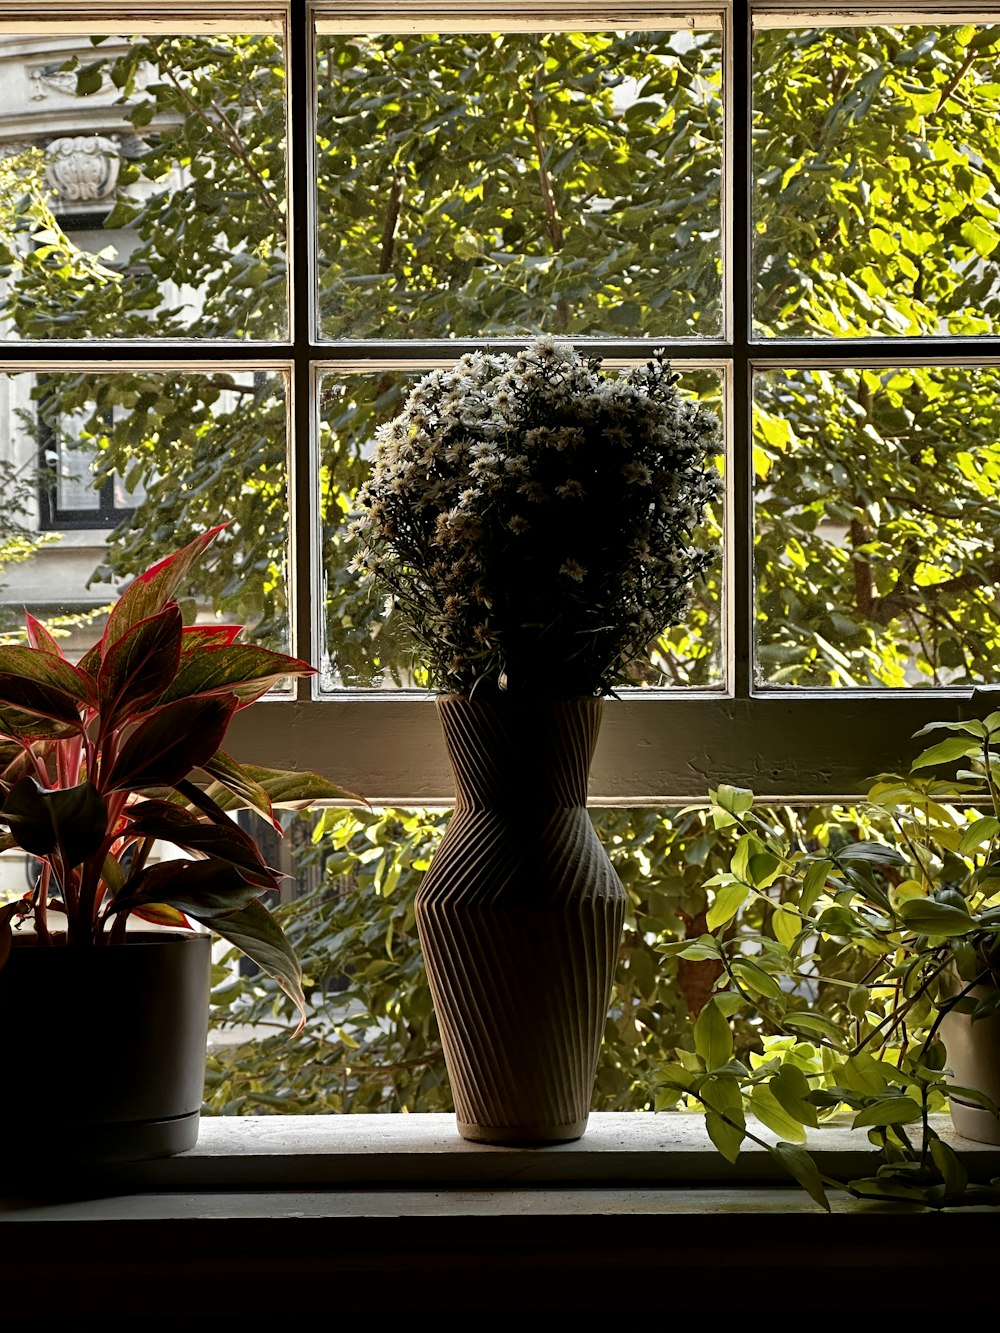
656;693;1000;1210
0;526;353;1021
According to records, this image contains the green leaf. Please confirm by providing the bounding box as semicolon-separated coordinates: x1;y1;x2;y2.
747;850;781;888
705;1109;745;1164
960;217;999;258
707;880;749;930
771;1142;830;1211
200;751;278;828
852;1096;923;1128
835;841;906;866
712;784;754;816
0;777;107;867
847;984;870;1019
911;737;982;770
929;1137;967;1196
771;1063;819;1127
693;997;733;1070
782;1012;849;1049
959;817;1000;854
712;991;744;1018
800;859;834;914
749;1085;808;1143
898;898;978;936
772;905;800;949
75;62;104;95
221;763;364;810
196;897;305;1031
731;957;785;1001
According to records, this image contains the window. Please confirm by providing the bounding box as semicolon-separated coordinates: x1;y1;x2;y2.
0;0;996;815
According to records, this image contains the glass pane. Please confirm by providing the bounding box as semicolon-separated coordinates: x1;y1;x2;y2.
753;23;1000;338
754;365;1000;687
53;406;102;511
319;364;723;691
0;370;289;661
315;29;723;339
0;30;287;341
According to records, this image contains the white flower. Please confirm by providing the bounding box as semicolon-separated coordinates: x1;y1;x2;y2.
559;560;586;582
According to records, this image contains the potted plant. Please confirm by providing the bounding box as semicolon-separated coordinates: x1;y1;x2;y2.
0;525;354;1163
350;337;721;1143
657;692;1000;1209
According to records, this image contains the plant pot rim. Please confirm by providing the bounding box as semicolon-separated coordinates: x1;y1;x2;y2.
9;928;209;950
435;691;606;704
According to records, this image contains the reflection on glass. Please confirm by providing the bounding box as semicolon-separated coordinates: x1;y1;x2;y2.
0;371;289;661
0;31;287;341
753;23;1000;338
315;30;722;340
754;366;1000;686
319;367;723;691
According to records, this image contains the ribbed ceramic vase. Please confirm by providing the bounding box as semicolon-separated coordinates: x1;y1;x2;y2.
415;693;627;1144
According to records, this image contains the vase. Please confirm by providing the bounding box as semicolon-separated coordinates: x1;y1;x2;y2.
940;985;1000;1145
0;930;211;1165
415;693;627;1144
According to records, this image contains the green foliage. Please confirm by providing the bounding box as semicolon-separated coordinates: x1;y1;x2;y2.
658;701;1000;1209
315;30;722;339
752;22;1000;683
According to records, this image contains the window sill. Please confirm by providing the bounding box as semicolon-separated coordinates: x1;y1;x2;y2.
2;1113;997;1315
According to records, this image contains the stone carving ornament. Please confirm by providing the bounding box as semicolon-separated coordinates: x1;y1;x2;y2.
44;135;120;203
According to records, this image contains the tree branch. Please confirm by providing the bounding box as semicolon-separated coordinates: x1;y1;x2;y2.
379;173;404;274
144;38;284;231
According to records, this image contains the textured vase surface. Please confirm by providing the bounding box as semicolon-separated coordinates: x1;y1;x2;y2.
416;693;627;1144
940;985;1000;1144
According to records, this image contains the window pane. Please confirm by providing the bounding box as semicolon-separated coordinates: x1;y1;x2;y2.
315;29;723;340
754;365;1000;687
753;23;1000;338
319;365;724;691
0;370;289;660
0;31;287;341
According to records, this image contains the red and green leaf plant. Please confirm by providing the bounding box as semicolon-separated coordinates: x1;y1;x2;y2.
0;525;356;1025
